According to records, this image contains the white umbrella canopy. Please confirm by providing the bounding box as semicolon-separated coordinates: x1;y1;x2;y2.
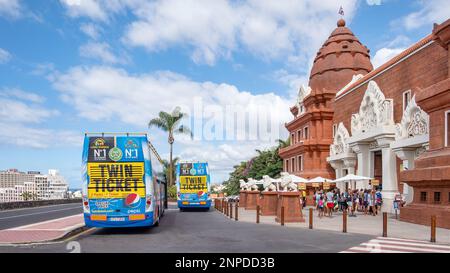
288;174;309;183
332;173;373;183
308;176;330;183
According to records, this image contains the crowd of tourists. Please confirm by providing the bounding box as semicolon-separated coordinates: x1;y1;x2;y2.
313;188;383;218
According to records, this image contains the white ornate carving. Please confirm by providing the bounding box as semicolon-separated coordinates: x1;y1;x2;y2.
369;141;379;150
239;179;248;191
246;178;259;191
262;175;277;192
330;122;351;156
351;81;394;135
395;95;429;140
295;85;311;115
279;172;298;192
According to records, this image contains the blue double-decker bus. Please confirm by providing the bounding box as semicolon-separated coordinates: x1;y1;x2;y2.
176;162;211;211
82;133;166;228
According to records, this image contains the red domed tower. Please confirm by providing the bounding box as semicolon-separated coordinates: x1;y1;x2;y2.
279;19;373;180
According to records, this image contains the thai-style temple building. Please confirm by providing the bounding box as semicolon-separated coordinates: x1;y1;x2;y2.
279;18;450;228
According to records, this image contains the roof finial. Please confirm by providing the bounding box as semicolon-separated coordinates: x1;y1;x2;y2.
337;6;345;27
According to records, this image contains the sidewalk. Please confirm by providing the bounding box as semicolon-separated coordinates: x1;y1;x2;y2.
229;206;450;245
0;214;85;244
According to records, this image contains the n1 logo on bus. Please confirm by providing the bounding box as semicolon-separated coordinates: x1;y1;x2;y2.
179;163;207;176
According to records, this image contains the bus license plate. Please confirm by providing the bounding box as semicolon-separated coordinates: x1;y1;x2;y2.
109;217;126;222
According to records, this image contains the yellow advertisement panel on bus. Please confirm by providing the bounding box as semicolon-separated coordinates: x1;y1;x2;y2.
87;162;145;199
179;175;208;194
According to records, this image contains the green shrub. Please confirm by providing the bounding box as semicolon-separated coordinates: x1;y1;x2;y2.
168;185;177;199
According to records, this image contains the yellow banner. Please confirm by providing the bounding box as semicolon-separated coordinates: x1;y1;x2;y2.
371;179;380;186
179;175;207;193
87;162;145;199
298;182;306;190
323;182;330;190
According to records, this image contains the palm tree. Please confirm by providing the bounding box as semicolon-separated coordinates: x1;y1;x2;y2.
20;191;33;201
276;136;290;149
162;157;179;183
149;107;192;186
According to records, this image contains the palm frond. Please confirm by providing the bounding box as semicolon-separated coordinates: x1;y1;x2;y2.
175;125;193;138
148;118;169;131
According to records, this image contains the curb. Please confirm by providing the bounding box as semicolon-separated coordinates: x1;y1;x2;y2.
0;225;91;246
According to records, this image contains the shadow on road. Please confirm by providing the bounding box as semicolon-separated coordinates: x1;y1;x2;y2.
91;226;156;236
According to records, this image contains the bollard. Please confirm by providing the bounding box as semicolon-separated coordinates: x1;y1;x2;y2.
309;208;313;229
343;210;347;233
226;201;229;216
431;215;436;243
229;202;233;219
235;202;238;221
256;205;260;224
281;206;285;226
382;212;387;237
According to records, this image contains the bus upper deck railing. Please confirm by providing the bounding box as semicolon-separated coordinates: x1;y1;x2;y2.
85;132;149;136
84;132;163;164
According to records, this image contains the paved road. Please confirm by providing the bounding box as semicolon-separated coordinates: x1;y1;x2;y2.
0;203;82;230
0;205;373;253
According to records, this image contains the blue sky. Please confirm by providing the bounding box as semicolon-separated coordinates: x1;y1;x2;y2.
0;0;449;188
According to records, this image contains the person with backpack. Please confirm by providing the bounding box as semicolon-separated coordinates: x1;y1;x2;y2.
318;196;324;218
375;188;382;214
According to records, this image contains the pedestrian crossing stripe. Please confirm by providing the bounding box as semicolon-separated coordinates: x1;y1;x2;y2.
341;237;450;253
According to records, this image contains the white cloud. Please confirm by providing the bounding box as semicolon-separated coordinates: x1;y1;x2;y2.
0;122;81;149
0;48;11;64
60;0;358;66
0;89;80;148
0;87;45;103
60;0;108;21
50;65;292;181
0;0;22;18
372;47;405;68
0;98;56;124
79;42;128;64
80;23;102;39
398;0;450;30
51;66;292;128
122;0;358;65
366;0;382;5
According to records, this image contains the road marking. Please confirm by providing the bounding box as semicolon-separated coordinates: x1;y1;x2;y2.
0;206;81;220
10;214;83;230
0;203;81;214
341;237;450;253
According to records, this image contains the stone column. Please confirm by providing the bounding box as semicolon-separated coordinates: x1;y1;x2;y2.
377;136;398;213
392;148;416;204
329;161;344;191
351;143;370;189
343;157;357;190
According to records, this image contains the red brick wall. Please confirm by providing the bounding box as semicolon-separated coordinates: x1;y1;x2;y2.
334;42;448;129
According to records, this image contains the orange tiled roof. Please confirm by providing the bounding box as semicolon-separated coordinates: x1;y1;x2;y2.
335;34;435;99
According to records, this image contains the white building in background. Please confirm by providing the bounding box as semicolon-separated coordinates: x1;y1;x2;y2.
0;169;37;188
47;169;69;199
0;169;69;203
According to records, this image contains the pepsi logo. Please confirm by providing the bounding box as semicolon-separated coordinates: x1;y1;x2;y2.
124;193;141;208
